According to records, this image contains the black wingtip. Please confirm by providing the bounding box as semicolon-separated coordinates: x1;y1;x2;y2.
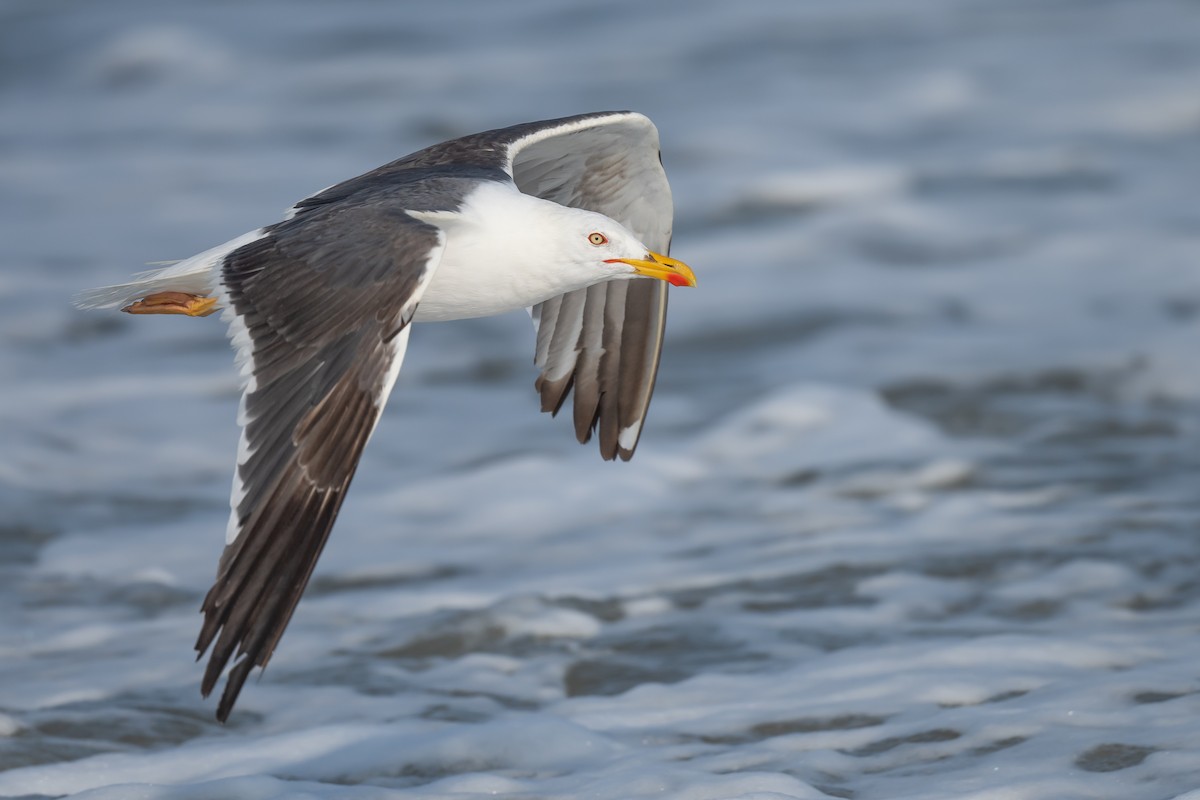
215;657;257;723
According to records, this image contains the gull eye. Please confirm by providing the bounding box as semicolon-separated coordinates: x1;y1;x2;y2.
588;232;608;246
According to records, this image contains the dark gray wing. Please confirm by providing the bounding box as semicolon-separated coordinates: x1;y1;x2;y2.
507;113;673;461
196;202;444;721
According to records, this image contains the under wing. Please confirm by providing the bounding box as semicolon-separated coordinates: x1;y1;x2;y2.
506;112;674;461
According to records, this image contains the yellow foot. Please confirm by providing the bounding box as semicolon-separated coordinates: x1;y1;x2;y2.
122;292;219;317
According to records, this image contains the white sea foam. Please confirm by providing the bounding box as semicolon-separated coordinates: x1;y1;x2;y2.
3;0;1200;797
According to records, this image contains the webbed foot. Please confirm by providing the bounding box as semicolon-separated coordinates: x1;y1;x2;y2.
122;292;219;317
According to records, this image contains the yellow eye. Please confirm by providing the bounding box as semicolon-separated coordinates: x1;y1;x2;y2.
588;232;608;246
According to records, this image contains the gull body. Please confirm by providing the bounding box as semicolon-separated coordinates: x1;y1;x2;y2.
77;111;695;721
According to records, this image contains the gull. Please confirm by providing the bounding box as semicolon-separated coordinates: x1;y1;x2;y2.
78;111;696;720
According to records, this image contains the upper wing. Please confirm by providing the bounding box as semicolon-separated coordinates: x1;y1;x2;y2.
505;112;674;460
196;201;444;721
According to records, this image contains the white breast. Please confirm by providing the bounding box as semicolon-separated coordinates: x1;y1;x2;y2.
412;182;605;323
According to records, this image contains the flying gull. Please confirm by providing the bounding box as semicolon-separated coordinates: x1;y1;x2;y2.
77;111;696;721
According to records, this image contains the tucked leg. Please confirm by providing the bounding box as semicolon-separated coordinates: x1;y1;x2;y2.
122;291;219;317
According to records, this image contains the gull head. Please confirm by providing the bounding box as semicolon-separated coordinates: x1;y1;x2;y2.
552;206;697;290
412;188;696;322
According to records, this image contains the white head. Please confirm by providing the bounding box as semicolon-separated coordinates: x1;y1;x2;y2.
412;185;696;322
542;204;697;292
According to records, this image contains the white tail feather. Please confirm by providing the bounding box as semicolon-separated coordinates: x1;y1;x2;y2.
74;228;268;310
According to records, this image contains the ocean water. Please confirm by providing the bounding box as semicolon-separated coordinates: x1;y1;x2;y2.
2;0;1200;797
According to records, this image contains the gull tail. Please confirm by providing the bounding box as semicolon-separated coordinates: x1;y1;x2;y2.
74;262;214;311
74;228;268;311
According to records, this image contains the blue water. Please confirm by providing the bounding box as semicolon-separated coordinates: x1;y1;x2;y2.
2;1;1200;798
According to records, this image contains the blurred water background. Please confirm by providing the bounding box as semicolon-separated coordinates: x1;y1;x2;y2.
2;1;1200;798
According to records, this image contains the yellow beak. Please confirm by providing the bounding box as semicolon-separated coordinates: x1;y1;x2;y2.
605;251;697;287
